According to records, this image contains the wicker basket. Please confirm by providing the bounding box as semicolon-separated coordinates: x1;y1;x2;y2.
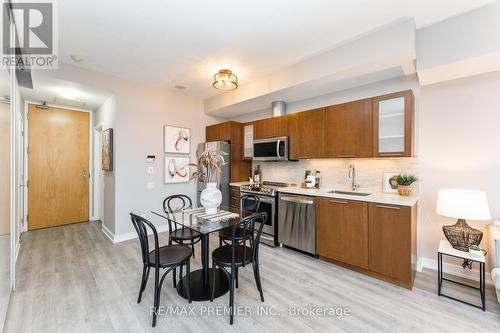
397;185;412;196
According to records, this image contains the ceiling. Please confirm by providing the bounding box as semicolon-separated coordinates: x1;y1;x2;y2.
56;0;495;100
21;71;112;110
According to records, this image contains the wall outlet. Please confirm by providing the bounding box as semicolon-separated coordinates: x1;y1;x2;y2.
147;182;155;189
148;166;154;174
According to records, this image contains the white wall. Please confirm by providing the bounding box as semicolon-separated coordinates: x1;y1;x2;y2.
419;70;500;272
113;81;211;237
94;96;116;234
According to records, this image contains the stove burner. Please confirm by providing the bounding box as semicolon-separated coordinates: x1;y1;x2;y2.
240;181;296;196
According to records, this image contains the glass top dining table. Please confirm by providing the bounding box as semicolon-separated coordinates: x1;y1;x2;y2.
151;206;245;301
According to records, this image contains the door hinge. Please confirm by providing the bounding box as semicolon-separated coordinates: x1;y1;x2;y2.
27;146;30;154
26;215;29;223
26;180;29;188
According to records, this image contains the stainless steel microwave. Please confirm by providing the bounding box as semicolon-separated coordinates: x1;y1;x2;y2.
253;136;288;161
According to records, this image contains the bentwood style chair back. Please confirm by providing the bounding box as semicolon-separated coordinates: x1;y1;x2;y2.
163;194;202;284
210;213;267;325
218;194;261;246
130;213;192;327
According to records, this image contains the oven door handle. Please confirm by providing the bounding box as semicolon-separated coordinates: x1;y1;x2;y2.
240;193;275;204
257;197;276;204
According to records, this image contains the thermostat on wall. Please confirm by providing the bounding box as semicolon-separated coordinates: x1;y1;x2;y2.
146;155;155;163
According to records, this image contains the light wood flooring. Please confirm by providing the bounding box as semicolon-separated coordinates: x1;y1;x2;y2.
4;221;500;332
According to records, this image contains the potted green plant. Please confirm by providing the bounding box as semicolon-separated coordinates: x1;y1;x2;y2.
468;244;483;258
396;174;418;196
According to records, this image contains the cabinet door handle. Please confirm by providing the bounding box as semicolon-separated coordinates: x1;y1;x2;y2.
298;155;311;159
329;200;348;204
337;154;356;158
375;204;400;210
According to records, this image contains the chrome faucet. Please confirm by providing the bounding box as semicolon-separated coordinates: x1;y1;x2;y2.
349;164;360;191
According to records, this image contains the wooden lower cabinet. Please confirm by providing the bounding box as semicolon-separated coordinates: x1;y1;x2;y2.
368;203;416;286
317;198;416;289
317;198;368;268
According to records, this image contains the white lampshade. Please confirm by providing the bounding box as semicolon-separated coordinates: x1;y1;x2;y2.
436;189;491;221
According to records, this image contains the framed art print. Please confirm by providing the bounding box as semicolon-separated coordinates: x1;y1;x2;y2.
164;125;190;154
164;156;190;184
102;128;113;171
383;172;399;193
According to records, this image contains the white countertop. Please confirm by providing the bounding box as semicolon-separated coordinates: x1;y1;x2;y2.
229;182;418;207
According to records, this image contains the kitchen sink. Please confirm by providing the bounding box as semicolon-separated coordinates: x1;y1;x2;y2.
327;190;371;197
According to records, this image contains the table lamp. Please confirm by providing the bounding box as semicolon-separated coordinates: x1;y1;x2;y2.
436;189;491;252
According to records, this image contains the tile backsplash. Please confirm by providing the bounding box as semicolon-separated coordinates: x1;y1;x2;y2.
253;158;419;194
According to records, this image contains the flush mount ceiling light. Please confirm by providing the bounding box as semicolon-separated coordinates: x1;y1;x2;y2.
212;69;238;91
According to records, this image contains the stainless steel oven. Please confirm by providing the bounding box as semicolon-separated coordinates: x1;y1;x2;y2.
253;136;288;161
239;190;277;246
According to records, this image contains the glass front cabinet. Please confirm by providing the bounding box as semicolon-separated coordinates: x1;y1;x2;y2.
372;90;414;157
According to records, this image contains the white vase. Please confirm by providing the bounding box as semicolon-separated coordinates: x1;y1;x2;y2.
200;182;222;215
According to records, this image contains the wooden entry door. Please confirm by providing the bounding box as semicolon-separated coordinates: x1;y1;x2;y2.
28;104;90;230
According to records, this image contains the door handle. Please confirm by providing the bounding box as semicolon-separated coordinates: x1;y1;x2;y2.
375;204;400;210
280;196;314;205
329;200;348;204
276;140;281;157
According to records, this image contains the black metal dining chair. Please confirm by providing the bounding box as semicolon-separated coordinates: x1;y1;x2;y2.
130;213;192;327
163;194;202;285
210;213;267;325
218;194;261;246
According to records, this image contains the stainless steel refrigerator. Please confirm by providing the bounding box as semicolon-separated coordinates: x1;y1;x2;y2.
196;141;231;207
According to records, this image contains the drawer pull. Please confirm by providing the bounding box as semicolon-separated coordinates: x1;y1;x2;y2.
375;204;400;210
379;152;404;157
329;200;348;204
337;154;356;158
298;155;312;159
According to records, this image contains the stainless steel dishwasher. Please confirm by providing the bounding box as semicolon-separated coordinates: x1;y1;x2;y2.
278;193;316;255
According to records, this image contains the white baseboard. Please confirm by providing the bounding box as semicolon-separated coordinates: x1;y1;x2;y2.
101;223;170;244
101;224;115;243
420;256;493;285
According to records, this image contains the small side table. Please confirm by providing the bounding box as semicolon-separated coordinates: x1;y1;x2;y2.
438;240;485;311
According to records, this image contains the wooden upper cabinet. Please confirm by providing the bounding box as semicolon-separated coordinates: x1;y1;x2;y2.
368;203;415;286
242;123;254;159
206;122;232;142
324;99;373;158
253;116;288;140
288;108;325;159
373;90;414;157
